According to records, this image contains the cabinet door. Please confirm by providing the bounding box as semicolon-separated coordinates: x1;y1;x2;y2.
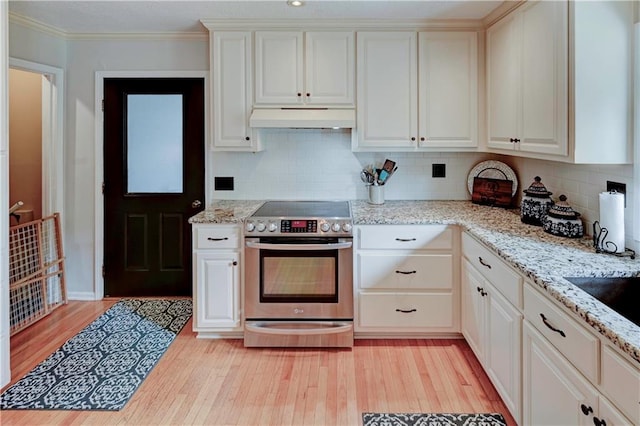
486;12;519;150
523;322;597;426
418;32;477;149
305;32;354;106
598;396;634;426
356;32;418;150
461;259;486;361
486;286;522;423
518;0;568;156
194;251;240;329
212;32;259;151
255;31;303;105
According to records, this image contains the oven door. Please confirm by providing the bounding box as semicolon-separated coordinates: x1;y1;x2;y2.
244;237;353;320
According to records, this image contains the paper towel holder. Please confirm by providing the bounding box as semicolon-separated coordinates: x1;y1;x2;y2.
593;221;635;259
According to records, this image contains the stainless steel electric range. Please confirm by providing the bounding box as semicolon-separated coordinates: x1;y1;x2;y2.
243;201;353;348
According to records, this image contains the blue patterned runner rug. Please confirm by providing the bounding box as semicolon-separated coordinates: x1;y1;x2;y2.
362;412;507;426
1;298;192;411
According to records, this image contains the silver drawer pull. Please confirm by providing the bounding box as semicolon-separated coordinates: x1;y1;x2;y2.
396;308;417;314
540;313;566;337
207;237;229;241
395;238;417;242
478;256;492;269
395;270;417;275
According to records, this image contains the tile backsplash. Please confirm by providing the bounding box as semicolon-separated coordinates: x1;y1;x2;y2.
211;129;633;243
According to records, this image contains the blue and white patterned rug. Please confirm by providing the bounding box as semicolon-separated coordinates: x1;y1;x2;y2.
1;298;192;411
362;412;507;426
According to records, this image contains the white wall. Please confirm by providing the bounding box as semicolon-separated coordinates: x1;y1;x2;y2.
9;21;209;299
64;37;208;299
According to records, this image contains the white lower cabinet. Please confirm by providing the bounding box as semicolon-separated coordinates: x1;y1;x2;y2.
461;258;522;424
523;284;637;426
354;225;458;334
523;322;632;426
192;224;242;337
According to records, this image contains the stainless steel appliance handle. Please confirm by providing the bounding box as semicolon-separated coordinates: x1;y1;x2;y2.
245;241;352;251
245;322;353;336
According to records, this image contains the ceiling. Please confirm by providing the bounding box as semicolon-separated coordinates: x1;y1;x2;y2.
8;0;505;35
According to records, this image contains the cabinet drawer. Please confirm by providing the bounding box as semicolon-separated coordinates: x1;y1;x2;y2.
358;253;452;290
524;285;599;383
601;345;640;424
358;292;454;328
462;232;522;307
358;225;452;250
194;225;241;249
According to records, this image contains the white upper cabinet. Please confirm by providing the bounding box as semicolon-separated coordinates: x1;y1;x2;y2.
487;0;568;157
356;31;478;151
211;31;262;152
418;32;478;149
571;0;634;164
254;31;354;106
356;32;418;150
487;0;634;163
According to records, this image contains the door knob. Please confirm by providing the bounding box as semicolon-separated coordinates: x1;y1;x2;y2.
192;200;202;208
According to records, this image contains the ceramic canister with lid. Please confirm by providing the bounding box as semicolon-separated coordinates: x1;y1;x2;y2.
541;195;584;238
521;176;553;226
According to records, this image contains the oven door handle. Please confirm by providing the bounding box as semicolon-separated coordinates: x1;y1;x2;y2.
245;241;352;251
245;321;353;336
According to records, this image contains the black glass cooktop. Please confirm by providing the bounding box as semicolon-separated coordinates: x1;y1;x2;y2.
251;201;350;218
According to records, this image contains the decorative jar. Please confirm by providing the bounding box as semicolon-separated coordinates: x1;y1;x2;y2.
541;195;584;238
521;176;553;226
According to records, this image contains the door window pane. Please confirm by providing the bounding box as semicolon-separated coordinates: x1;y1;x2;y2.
127;94;183;193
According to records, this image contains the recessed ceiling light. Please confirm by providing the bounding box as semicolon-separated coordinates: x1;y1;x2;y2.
287;0;304;6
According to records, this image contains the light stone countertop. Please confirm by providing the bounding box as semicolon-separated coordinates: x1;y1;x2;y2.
190;199;640;365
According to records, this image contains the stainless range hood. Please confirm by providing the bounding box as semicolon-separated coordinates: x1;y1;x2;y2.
249;108;356;129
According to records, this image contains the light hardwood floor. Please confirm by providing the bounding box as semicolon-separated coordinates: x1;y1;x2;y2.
2;300;516;425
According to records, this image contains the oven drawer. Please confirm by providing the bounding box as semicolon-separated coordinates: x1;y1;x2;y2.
194;225;240;249
358;253;452;290
358;225;452;250
358;292;454;328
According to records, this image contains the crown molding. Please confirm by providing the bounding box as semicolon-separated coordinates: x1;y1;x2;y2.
9;12;207;41
9;12;67;38
482;0;525;27
200;18;487;32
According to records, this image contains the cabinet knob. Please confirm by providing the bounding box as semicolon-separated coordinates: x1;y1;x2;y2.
306;93;310;97
297;93;302;97
232;261;238;266
245;136;250;141
420;137;425;141
593;417;606;426
411;137;416;141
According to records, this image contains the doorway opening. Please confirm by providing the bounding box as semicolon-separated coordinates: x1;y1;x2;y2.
8;58;64;223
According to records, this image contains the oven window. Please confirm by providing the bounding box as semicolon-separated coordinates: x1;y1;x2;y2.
260;250;338;303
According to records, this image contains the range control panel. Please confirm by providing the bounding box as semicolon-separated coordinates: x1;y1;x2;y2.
281;220;317;233
244;218;352;236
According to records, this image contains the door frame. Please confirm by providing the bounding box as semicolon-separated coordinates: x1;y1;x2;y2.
8;58;65;220
94;71;209;300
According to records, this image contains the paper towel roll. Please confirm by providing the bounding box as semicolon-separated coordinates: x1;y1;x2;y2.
599;191;625;253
